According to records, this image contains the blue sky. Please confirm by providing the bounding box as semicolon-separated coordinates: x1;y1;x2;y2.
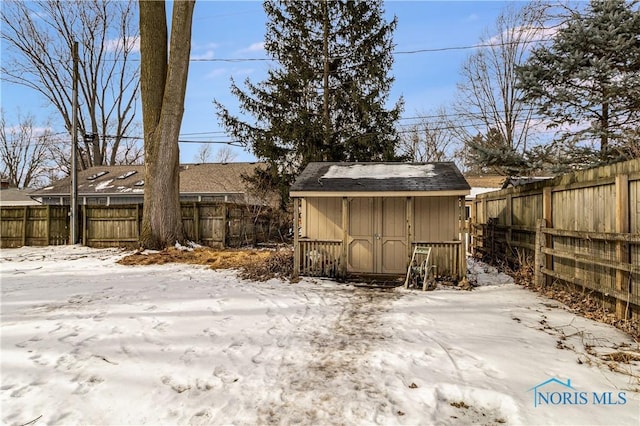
1;0;515;164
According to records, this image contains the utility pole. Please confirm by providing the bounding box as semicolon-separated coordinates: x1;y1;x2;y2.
70;41;79;244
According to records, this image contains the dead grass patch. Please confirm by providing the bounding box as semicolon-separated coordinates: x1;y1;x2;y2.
602;351;640;363
118;246;294;282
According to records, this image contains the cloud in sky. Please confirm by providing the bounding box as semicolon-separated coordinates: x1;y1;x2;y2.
237;41;265;54
193;42;220;51
466;14;479;22
205;68;228;79
192;50;216;60
482;25;561;49
104;36;140;54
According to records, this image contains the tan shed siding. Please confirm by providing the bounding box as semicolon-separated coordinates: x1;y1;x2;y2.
413;196;458;241
303;197;342;240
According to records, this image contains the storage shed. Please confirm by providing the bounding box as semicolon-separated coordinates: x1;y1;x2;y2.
290;162;471;281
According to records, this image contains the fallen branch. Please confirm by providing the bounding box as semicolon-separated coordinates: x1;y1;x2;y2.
93;354;118;365
20;414;42;426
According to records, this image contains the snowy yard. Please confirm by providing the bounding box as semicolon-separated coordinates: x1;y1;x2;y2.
1;246;639;425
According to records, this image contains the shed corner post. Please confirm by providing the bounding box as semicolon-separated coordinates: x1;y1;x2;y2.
341;196;348;279
292;197;300;279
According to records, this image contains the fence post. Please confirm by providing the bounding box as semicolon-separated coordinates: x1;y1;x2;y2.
615;174;630;319
470;199;477;256
45;205;51;246
21;206;27;247
542;187;553;286
221;203;227;247
136;204;140;243
82;204;87;247
534;219;546;287
193;202;200;244
505;194;513;253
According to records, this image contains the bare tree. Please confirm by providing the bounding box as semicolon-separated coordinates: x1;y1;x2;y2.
139;0;195;249
215;145;238;163
114;135;144;165
1;0;140;169
194;144;213;163
453;2;547;156
399;108;458;163
0;111;53;188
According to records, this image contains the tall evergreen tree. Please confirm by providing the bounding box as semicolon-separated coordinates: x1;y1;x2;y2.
517;0;640;158
214;0;402;203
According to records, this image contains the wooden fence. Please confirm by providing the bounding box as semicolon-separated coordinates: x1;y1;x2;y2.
1;202;280;249
470;158;640;321
1;205;69;247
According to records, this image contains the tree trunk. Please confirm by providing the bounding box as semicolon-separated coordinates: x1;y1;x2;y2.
601;100;609;153
138;0;195;250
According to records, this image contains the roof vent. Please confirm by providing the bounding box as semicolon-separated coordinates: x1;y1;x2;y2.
87;171;108;181
117;170;137;179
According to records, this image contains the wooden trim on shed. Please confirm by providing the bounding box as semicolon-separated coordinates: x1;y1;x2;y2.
290;190;469;198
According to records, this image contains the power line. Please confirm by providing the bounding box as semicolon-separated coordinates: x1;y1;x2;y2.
185;37;554;63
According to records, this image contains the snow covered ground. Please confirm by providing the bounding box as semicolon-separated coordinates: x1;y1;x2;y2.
1;246;638;425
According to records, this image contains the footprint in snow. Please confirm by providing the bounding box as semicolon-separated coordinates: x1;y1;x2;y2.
15;336;43;348
212;366;239;384
161;375;191;393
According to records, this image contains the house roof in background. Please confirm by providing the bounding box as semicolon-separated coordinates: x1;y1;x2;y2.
291;162;470;196
0;188;41;206
463;175;508;200
30;163;265;197
464;175;508;189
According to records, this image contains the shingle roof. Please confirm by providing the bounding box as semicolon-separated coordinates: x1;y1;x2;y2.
0;188;41;206
30;163;265;196
290;162;470;194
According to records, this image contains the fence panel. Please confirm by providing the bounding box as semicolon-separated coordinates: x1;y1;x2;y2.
1;206;27;248
470;158;640;321
195;203;226;248
83;204;140;248
1;205;69;248
1;202;278;249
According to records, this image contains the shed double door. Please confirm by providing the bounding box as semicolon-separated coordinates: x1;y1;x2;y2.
347;197;407;274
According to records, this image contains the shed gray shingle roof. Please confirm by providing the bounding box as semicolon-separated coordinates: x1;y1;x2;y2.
290;162;470;194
